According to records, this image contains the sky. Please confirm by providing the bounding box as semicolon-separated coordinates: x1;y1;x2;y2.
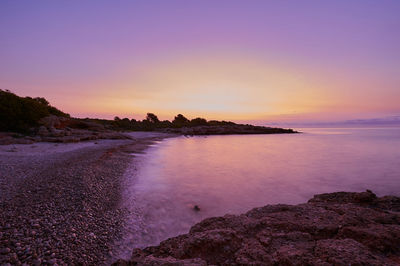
1;1;399;123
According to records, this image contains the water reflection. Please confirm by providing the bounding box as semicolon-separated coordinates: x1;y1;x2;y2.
113;127;400;259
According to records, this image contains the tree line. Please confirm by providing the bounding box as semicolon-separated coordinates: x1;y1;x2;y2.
0;90;237;133
109;113;236;131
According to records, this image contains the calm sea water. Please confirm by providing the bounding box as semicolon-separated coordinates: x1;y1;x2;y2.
113;127;400;259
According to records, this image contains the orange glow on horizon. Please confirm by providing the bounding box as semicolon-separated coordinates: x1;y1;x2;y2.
17;52;399;123
57;54;345;121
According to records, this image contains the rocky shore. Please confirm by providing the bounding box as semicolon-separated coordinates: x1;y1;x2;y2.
2;130;398;265
0;135;170;265
0;115;297;146
114;190;400;265
160;124;297;135
0;115;131;145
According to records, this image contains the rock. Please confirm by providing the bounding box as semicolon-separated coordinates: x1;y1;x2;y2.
308;190;377;204
193;205;200;211
49;127;65;137
114;191;400;265
0;247;11;254
0;136;15;145
37;126;50;136
32;223;40;229
32;259;42;266
39;115;61;128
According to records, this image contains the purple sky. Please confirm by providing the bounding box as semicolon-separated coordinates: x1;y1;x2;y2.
1;1;399;122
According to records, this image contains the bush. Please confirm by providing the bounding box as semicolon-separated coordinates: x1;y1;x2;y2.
172;114;189;127
189;117;208;126
0;89;69;133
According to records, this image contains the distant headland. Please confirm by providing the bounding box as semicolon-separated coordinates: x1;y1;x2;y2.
0;90;297;145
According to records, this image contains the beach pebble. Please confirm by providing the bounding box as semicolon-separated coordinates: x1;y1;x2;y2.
32;259;42;266
0;138;139;264
0;247;11;254
32;223;40;228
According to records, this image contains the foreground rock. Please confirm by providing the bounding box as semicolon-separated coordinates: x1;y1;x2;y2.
115;190;400;265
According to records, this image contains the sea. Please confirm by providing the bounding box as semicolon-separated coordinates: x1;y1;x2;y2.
113;127;400;259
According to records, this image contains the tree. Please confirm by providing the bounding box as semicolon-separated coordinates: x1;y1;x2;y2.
34;97;49;106
146;113;160;124
189;117;208;126
172;114;189;127
0;89;69;132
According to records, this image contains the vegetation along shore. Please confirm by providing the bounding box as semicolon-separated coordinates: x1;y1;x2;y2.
2;91;398;265
0;90;297;145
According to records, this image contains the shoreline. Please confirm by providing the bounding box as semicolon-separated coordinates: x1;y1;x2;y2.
0;133;175;265
114;190;400;265
2;133;399;265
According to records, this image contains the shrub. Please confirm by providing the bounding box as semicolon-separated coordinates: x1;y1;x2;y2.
0;89;69;133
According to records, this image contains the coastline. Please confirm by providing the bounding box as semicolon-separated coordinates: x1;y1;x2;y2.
2;132;399;265
0;132;175;265
114;190;400;265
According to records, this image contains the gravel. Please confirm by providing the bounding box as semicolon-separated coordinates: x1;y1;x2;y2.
0;135;172;265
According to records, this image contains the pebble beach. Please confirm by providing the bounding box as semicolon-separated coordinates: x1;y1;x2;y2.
0;133;173;265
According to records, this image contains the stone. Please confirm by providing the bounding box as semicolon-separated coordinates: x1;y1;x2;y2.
39;115;61;128
37;126;49;136
113;191;400;265
0;247;11;254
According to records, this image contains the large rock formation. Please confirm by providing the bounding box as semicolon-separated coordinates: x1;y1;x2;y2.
114;190;400;265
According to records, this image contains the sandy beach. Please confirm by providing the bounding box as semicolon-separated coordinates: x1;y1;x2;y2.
0;132;174;265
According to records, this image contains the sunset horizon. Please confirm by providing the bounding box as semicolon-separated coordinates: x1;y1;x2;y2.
1;1;399;124
1;2;400;265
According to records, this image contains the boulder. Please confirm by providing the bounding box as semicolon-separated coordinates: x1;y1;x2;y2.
39;115;62;128
37;126;50;136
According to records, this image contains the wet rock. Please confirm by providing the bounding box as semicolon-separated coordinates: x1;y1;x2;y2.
114;191;400;265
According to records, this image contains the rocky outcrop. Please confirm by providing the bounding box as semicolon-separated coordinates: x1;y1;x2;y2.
0;115;131;145
160;125;297;135
114;191;400;265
